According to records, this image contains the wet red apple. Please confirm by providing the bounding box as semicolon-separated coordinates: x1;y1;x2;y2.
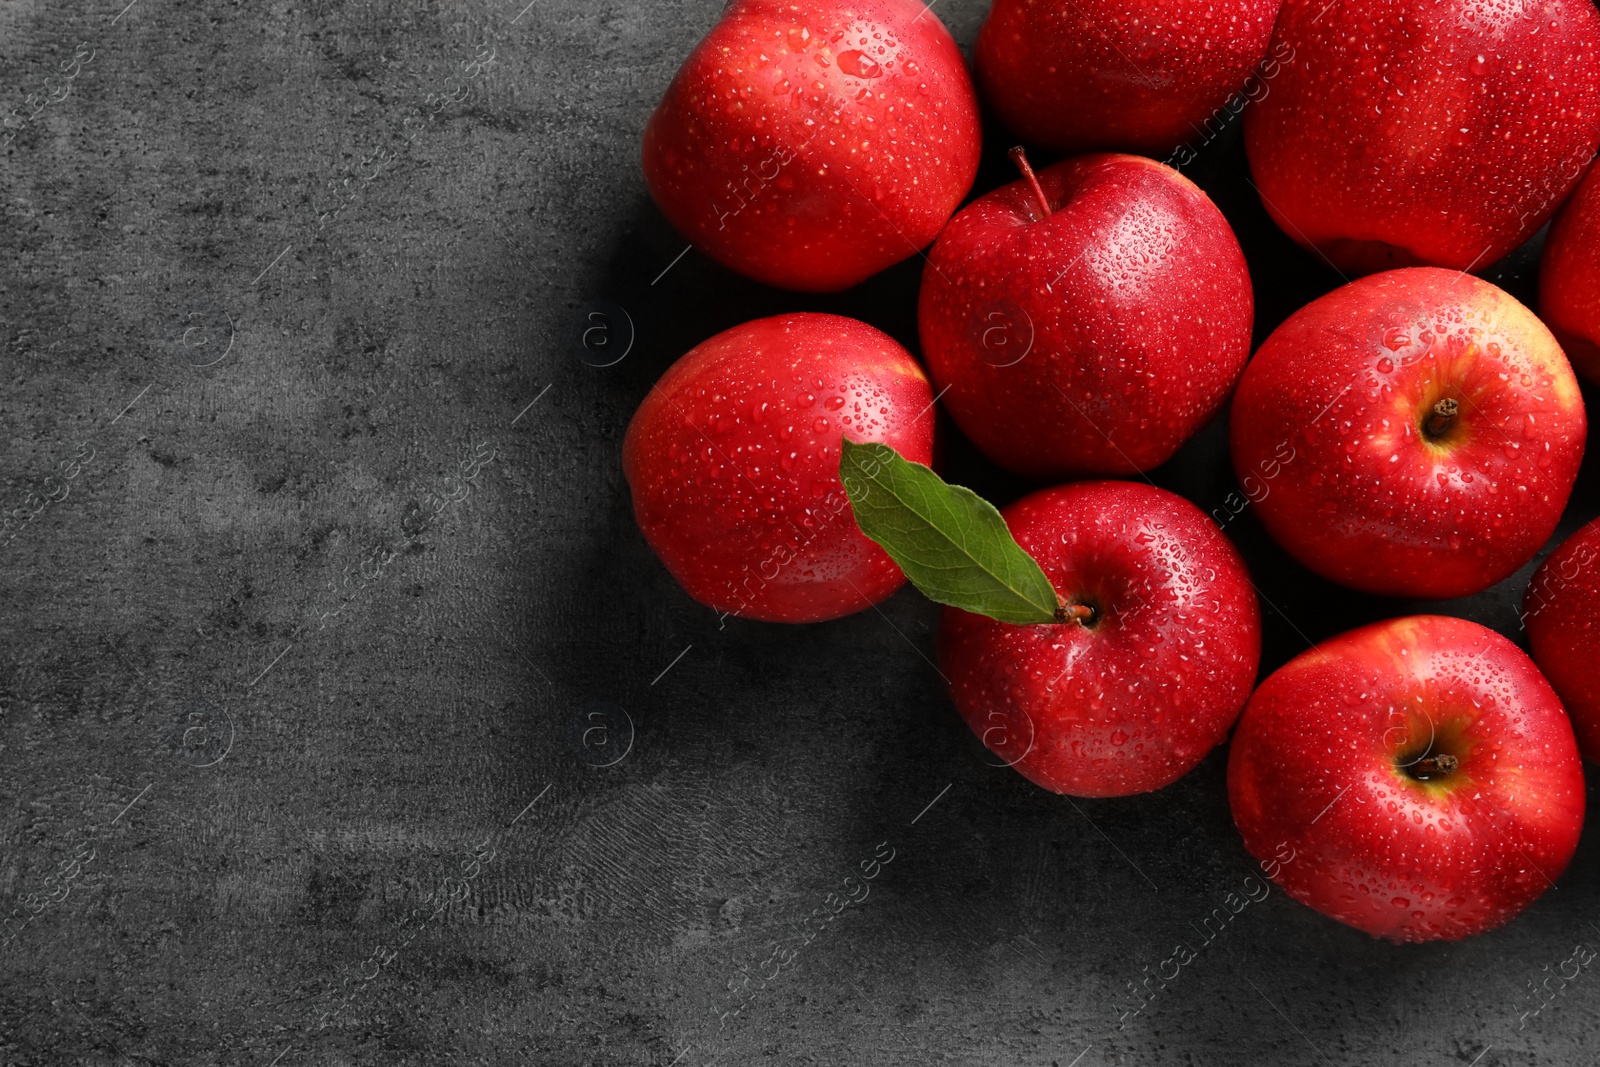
975;0;1284;155
1540;160;1600;381
641;0;982;292
1244;0;1600;275
1524;517;1600;764
940;480;1261;797
623;313;934;622
1231;267;1586;599
1229;615;1585;942
919;151;1253;478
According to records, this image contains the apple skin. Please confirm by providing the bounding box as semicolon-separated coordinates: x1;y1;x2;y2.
974;0;1283;156
1229;615;1585;942
1231;267;1586;599
640;0;981;292
919;153;1253;478
623;313;934;622
1244;0;1600;275
939;480;1261;798
1525;518;1600;764
1540;161;1600;381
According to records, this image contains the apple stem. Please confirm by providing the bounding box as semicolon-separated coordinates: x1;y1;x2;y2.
1424;398;1459;438
1054;602;1097;627
1008;146;1053;221
1411;753;1458;779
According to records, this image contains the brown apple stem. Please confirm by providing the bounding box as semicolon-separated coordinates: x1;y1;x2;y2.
1424;398;1459;438
1055;602;1097;626
1411;753;1458;778
1008;146;1053;220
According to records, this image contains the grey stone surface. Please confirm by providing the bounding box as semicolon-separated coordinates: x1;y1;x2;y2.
2;0;1598;1064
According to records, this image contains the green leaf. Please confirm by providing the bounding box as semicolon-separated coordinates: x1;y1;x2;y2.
839;439;1059;624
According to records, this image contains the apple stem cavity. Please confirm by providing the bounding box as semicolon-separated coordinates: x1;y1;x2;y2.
1409;753;1459;780
1008;146;1053;221
1424;397;1459;439
1054;601;1098;627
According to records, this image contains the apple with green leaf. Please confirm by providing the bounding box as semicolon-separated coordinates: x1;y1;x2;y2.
841;441;1261;797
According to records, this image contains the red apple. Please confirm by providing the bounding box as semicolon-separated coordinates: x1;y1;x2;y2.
640;0;981;292
1540;160;1600;381
975;0;1284;156
1524;518;1600;764
1229;615;1585;942
939;480;1261;797
1244;0;1600;275
623;313;934;623
1231;267;1585;599
919;150;1253;478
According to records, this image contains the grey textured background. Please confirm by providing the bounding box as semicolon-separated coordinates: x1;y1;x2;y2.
4;0;1600;1064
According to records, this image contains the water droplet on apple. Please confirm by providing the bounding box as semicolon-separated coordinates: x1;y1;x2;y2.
836;49;882;78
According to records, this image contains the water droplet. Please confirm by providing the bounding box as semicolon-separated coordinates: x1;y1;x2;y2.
836;49;882;78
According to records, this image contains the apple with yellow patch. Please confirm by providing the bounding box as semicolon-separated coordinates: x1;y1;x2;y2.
1229;615;1585;942
1230;268;1586;599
